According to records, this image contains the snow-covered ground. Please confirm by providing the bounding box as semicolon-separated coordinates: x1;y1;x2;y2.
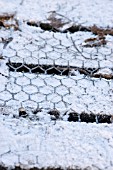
0;115;113;170
1;0;113;28
0;0;113;169
0;72;113;116
0;21;113;115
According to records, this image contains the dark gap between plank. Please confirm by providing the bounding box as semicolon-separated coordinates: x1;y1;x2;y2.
6;62;113;79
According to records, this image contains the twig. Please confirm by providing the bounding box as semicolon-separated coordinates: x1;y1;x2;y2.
70;36;89;59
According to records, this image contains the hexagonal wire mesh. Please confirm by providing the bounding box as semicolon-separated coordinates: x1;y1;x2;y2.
0;18;113;123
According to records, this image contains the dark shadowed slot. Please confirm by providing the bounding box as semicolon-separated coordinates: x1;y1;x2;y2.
26;21;93;34
62;69;70;75
27;21;63;32
68;112;112;124
7;63;22;71
26;21;113;36
0;21;4;27
32;108;42;114
93;74;102;78
47;68;61;75
7;62;71;75
48;109;60;120
17;66;30;72
0;165;101;170
27;21;38;27
0;164;109;170
68;112;79;122
6;62;113;79
97;115;111;123
40;23;53;31
19;109;28;118
93;74;113;79
32;67;45;74
80;113;95;123
0;165;6;170
67;25;90;33
1;165;86;170
0;165;65;170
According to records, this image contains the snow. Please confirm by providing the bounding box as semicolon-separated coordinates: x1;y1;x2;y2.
0;71;112;115
1;28;112;71
0;0;113;169
1;0;113;28
0;1;18;15
0;115;113;169
15;0;113;28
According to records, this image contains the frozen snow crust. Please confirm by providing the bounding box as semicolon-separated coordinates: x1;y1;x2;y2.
0;0;113;169
0;115;113;170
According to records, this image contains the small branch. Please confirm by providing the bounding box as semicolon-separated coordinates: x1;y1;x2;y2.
70;36;89;59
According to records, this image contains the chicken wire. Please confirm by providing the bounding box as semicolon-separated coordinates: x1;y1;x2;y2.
0;22;113;118
0;2;113;169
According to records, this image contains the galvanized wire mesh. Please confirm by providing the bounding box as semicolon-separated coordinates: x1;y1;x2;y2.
0;21;113;119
